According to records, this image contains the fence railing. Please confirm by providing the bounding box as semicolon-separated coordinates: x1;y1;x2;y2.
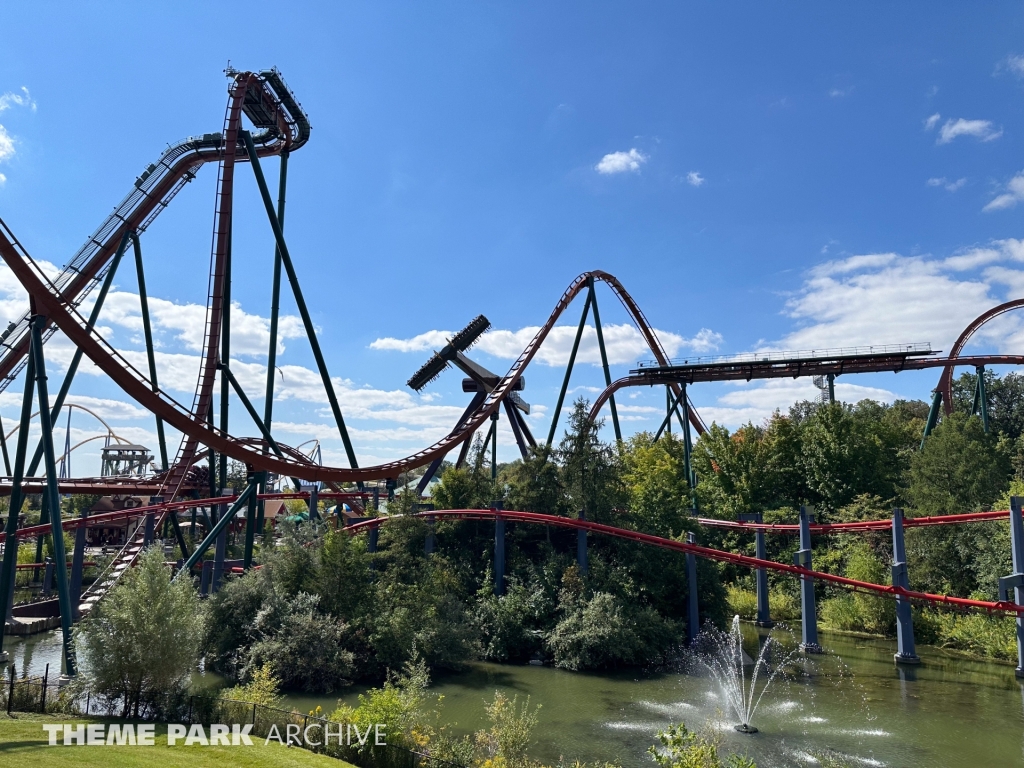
1;670;467;768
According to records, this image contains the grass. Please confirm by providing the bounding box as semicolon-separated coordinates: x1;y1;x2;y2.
0;713;357;768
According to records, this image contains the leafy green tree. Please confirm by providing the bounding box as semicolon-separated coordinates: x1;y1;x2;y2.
622;433;690;535
76;547;204;717
907;412;1011;596
502;445;563;514
246;592;354;692
556;398;623;521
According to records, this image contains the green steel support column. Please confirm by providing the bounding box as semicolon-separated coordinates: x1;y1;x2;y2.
131;239;188;558
588;278;622;444
29;316;75;676
30;229;131;569
28;230;131;478
491;412;498;482
655;385;688;442
976;366;990;434
0;352;36;659
827;373;836;403
666;387;672;434
260;150;288;527
243;472;260;569
0;411;11;476
220;364;299;490
546;291;592;447
242;132;359;470
681;382;694;490
219;232;231;493
208;402;217;503
130;233;168;471
921;389;942;449
174;483;256;580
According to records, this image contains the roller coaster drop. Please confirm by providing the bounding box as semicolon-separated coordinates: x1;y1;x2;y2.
1;69;1024;679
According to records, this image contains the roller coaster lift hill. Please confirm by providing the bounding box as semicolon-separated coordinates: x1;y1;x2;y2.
1;68;1024;681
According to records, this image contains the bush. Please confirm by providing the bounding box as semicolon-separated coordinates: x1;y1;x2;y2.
648;722;756;768
547;591;680;671
725;586;758;620
473;691;541;768
246;592;355;692
75;547;204;717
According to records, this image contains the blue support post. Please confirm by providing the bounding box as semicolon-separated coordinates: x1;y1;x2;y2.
69;509;87;622
494;510;506;596
686;532;699;644
308;485;319;522
143;513;155;547
891;508;920;664
577;509;588;575
424;515;435;555
200;560;212;596
795;506;822;653
1000;497;1024;678
740;512;773;627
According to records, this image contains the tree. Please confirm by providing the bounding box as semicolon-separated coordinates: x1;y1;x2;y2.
556;398;622;521
502;445;563;515
907;412;1011;596
76;547;204;717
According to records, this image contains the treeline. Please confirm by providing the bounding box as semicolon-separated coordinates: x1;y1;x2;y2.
696;369;1024;659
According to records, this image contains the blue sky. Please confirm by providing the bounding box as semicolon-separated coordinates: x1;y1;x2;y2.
0;3;1022;475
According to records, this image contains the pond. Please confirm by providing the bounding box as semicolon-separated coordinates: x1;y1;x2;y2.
5;625;1023;766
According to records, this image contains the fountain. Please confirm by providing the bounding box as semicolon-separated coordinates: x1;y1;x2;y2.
692;615;801;734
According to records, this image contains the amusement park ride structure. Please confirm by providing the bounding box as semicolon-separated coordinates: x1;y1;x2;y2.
1;68;1024;679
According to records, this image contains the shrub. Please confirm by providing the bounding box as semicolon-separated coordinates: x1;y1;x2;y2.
75;547;204;717
648;722;756;768
725;586;758;620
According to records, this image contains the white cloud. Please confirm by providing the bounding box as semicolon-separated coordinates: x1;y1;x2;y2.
923;113;941;131
770;240;1024;354
998;54;1024;79
937;118;1002;144
927;177;966;192
828;87;852;98
0;173;6;185
686;171;705;187
370;329;450;352
371;322;722;368
983;171;1024;212
0;87;35;113
595;148;647;175
0;125;13;164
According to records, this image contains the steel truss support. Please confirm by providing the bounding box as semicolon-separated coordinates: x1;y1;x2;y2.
0;351;36;660
242;132;359;470
972;365;990;433
243;471;261;569
130;233;168;470
417;391;487;493
588;277;622;444
28;315;76;676
260;149;288;530
547;289;593;447
503;399;530;459
921;389;942;449
31;229;132;570
654;384;688;442
175;482;256;580
0;412;10;476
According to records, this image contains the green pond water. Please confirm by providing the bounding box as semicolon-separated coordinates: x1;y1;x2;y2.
6;625;1024;766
